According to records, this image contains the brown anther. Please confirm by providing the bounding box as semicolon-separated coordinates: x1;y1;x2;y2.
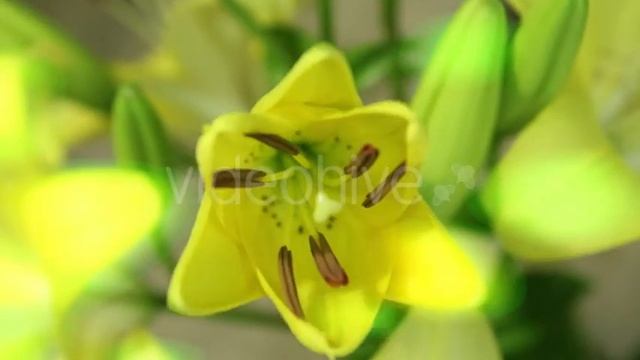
344;144;379;178
309;233;349;287
278;246;305;318
501;0;520;24
212;169;266;188
362;162;407;208
246;133;300;155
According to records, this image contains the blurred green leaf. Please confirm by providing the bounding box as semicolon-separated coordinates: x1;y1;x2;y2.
221;0;313;84
493;272;601;359
482;255;526;321
112;85;176;269
633;346;640;360
112;84;173;172
347;41;411;90
262;25;314;84
347;19;447;92
451;191;493;233
342;302;408;360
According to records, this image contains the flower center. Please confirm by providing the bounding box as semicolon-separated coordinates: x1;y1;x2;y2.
211;132;408;318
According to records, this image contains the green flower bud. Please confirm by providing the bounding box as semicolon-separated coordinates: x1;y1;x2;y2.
112;85;173;171
411;0;508;219
498;0;588;132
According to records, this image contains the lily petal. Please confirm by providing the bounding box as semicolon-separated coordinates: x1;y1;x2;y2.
252;44;362;120
304;101;421;227
196;112;295;181
255;269;333;355
197;110;396;355
252;221;393;357
386;202;486;310
482;79;640;260
168;190;262;315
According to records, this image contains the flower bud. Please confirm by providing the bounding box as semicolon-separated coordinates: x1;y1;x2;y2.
411;0;508;219
498;0;588;132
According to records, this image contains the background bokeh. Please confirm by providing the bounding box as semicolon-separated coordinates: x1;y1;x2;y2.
6;0;640;358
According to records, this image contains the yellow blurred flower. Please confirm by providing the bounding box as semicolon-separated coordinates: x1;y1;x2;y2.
116;329;175;360
18;168;164;311
114;0;297;149
373;310;500;360
0;168;165;358
0;239;52;358
577;0;640;170
168;44;485;356
483;0;640;260
0;53;106;174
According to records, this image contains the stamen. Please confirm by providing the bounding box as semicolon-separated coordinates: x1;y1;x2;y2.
362;162;407;208
501;0;520;23
278;246;305;318
212;169;266;188
344;144;379;178
309;237;333;284
246;133;300;155
309;233;349;287
245;132;311;169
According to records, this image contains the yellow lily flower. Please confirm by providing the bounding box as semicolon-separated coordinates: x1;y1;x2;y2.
483;0;640;260
169;44;485;356
114;0;297;149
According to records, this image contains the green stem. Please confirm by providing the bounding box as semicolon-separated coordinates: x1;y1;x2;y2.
318;0;335;43
152;227;175;272
221;0;262;36
382;0;406;100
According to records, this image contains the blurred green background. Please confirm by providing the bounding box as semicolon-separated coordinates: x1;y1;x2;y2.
2;0;640;358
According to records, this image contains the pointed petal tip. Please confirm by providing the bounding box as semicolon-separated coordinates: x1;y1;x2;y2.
252;42;361;116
